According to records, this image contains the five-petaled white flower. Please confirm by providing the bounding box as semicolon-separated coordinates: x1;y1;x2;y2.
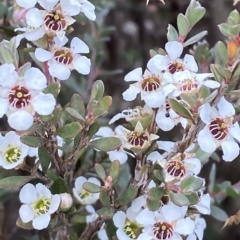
35;36;90;80
0;131;29;169
197;96;240;162
0;63;55;130
73;176;100;205
19;183;61;230
16;0;59;9
136;203;195;240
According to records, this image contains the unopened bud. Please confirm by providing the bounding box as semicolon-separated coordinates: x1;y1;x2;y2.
59;193;73;212
104;176;113;190
227;40;238;60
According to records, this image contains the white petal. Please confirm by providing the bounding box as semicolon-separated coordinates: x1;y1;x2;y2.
8;111;34;130
124;68;142;82
195;194;211;214
24;67;47;90
16;0;37;8
35;48;53;62
221;139;239;162
199;103;212;124
31;93;55;115
109;151;128;164
162;84;176;97
162;204;186;222
197;128;216;153
175;217;195;235
25;26;45;41
73;56;91;75
113;211;126;228
131;196;146;212
165;41;183;60
229;122;240;142
19;204;34;223
143;91;165;108
82;2;96;21
0;63;18;87
147;151;163;163
184;158;201;175
217;96;235;117
95;127;113;137
71;37;89;54
203;80;220;88
186;234;197;240
157;140;175;152
156;111;175;131
49;194;61;214
122;86;140;101
20;183;37;204
36;183;51;198
109;113;126;124
60;0;80;16
49;63;71;80
136;208;155;225
75;176;87;190
183;54;198;72
26;8;43;28
0;98;8;118
32;213;50;230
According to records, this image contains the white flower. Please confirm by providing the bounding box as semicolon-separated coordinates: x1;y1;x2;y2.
86;205;98;223
197;96;240;162
120;121;159;152
122;66;166;108
155;100;187;131
186;215;206;240
163;70;220;97
194;193;211;215
158;153;201;182
73;176;100;205
95;126;129;164
98;223;109;240
147;41;198;84
64;0;96;20
0;63;55;130
19;183;60;230
16;0;59;9
136;203;195;240
35;36;90;80
15;0;76;45
0;131;29;169
113;207;143;240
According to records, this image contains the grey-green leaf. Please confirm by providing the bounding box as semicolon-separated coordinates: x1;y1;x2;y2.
90;80;105;101
95;163;106;181
181;176;204;193
177;14;189;36
115;185;138;207
38;146;51;173
97;207;114;219
109;160;121;180
70;93;85;117
20;136;44;147
89;137;122;152
83;182;101;193
57;122;82;139
0;176;34;189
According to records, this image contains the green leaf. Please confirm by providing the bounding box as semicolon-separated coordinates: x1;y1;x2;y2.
16;218;33;230
83;182;101;193
185;0;206;27
52;105;62;125
70;93;85;117
185;192;199;205
38;146;51;173
71;215;86;224
149;49;158;57
90;80;105;101
0;2;7;19
88;122;100;139
181;176;204;193
199;85;210;99
211;205;228;221
89;137;122;152
195;145;213;164
152;169;164;184
229;10;240;24
66;107;84;121
168;98;193;121
201;89;218;104
0;176;34;189
95;164;106;181
57;122;82;139
183;31;208;47
147;187;163;211
99;190;111;207
170;192;190;206
44;82;60;98
20;136;44;147
0;41;15;65
50;178;70;194
89;96;112;119
115;185;138;207
109;160;121;180
177;14;189;36
97;207;114;219
40;113;54;122
216;41;228;65
167;24;179;41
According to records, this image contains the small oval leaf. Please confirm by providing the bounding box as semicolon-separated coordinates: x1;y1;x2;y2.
57;122;82;139
90;137;122;152
83;182;101;193
0;176;34;189
20;136;44;147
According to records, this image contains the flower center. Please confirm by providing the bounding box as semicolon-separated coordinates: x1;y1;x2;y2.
127;131;149;148
44;10;66;32
153;222;174;240
209;117;228;140
53;49;74;65
165;159;186;178
4;146;21;163
8;86;31;109
123;220;140;239
79;189;91;199
34;198;51;216
179;78;198;92
168;61;184;74
141;77;161;92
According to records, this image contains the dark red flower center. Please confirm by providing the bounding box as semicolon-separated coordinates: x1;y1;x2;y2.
53;49;73;65
209;117;228;140
168;61;184;74
8;86;31;109
44;10;66;32
141;77;161;92
153;222;173;240
127;131;149;147
166;159;186;178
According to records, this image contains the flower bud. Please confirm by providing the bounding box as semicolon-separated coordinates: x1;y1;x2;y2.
104;176;113;190
59;193;73;212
